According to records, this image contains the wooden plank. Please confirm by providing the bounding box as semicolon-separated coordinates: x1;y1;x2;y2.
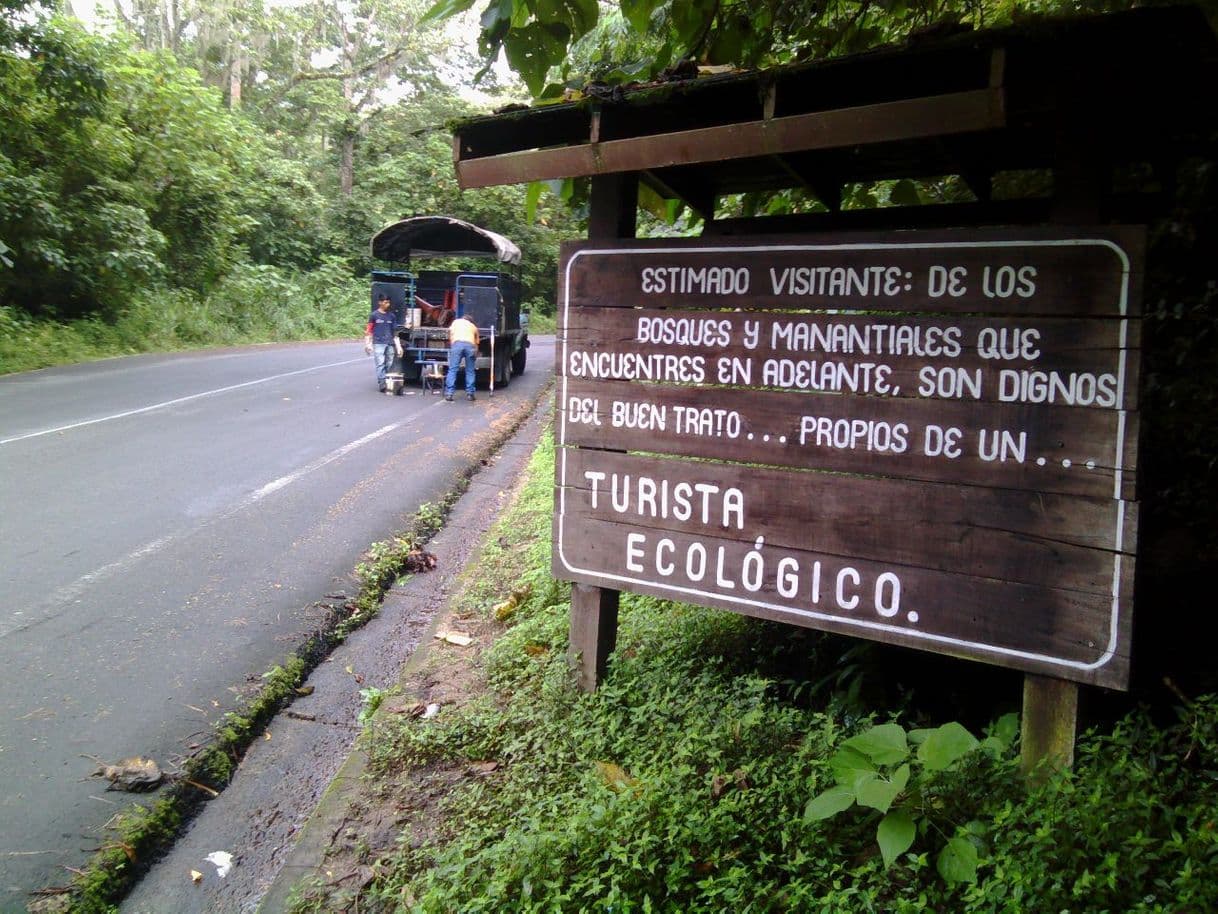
560;230;1142;318
562;308;1142;410
558;377;1137;500
553;462;1133;689
558;449;1137;585
457;89;1004;189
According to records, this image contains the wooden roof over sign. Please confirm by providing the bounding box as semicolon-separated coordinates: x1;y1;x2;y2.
452;6;1217;228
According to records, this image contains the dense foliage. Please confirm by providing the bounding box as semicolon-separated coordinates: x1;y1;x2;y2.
0;0;570;374
426;0;1190;97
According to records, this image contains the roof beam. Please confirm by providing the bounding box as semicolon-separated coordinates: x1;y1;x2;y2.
455;88;1005;189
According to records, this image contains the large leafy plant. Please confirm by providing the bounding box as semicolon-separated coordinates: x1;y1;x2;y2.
804;715;1019;883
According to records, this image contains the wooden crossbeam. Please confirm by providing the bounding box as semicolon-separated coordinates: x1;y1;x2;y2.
456;89;1005;189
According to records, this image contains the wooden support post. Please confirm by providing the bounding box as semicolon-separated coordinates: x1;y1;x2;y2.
588;173;638;240
1020;674;1078;782
566;171;634;692
1019;89;1096;778
569;583;620;692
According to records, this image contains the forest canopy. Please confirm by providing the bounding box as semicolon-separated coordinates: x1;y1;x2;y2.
0;0;572;364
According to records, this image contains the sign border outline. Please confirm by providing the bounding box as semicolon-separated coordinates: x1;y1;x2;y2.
556;237;1133;675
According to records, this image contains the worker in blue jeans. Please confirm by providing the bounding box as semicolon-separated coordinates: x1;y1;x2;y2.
364;294;402;394
444;315;480;401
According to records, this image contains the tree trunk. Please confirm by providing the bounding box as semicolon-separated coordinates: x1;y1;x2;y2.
340;132;355;196
340;73;356;196
228;46;243;109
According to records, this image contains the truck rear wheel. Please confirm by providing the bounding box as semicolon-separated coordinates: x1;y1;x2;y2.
511;346;527;375
496;349;512;388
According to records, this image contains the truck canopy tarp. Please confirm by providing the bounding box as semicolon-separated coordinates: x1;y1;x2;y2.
371;216;521;265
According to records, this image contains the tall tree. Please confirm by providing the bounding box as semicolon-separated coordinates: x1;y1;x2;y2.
267;0;450;196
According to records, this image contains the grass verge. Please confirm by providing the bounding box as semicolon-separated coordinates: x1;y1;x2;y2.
44;388;549;914
0;261;367;377
285;426;1218;914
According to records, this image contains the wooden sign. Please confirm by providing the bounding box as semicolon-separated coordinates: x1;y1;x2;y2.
554;228;1144;689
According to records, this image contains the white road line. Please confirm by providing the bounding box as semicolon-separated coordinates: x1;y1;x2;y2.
0;357;364;446
244;422;401;505
4;412;430;639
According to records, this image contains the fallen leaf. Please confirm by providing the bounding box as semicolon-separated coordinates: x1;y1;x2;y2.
390;701;426;717
471;761;499;775
595;761;637;792
190;869;203;884
435;630;473;647
523;643;549;657
264;732;272;741
295;686;314;696
421;703;440;719
402;548;437;572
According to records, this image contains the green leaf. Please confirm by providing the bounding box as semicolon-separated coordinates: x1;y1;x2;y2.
843;722;909;765
566;0;599;37
504;22;571;96
420;0;478;26
620;0;663;35
828;745;875;785
706;22;745;65
918;722;980;771
637;182;670;222
482;0;514;31
992;712;1019;746
856;774;899;813
855;763;909;813
889;178;921;206
803;784;855;822
937;836;980;883
525;181;544;223
877;809;916;868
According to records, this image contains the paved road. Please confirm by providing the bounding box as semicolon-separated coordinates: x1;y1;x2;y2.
0;339;553;906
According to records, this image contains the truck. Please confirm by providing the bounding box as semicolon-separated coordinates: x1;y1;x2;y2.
368;216;530;395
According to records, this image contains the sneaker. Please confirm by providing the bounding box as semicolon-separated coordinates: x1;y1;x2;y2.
378;386;386;393
444;394;454;402
466;393;476;401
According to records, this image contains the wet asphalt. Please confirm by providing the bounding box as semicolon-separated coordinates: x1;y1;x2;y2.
0;338;554;909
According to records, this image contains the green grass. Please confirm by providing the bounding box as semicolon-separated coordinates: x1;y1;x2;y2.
0;259;368;375
288;427;1218;914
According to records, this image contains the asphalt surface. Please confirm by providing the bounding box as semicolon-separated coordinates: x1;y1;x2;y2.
122;389;554;914
0;338;554;909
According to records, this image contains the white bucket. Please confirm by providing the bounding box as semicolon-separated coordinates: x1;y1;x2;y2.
403;307;422;328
